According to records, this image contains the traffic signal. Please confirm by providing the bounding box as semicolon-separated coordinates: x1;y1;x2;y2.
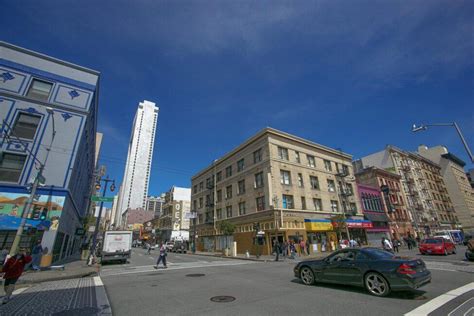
39;208;48;221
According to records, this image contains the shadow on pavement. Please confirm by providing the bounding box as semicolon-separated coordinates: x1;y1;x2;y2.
290;278;428;300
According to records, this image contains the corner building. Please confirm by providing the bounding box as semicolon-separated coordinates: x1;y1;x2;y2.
191;128;365;256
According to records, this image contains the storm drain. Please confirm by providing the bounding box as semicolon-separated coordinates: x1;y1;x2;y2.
186;273;205;277
53;307;100;316
210;296;236;303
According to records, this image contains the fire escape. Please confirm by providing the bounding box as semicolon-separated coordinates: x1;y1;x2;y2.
400;160;423;236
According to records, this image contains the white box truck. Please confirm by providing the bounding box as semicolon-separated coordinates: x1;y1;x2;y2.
101;231;133;264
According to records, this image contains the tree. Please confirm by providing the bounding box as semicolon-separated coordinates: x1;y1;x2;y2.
330;214;348;244
218;220;235;250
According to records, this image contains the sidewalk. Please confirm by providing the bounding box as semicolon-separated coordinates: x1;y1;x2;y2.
16;259;99;286
188;250;328;262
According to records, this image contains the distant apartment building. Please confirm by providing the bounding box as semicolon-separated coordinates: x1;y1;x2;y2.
158;187;191;242
417;145;474;231
355;145;457;237
0;41;99;263
146;195;164;219
121;208;154;231
117;100;159;218
191;128;365;255
355;167;413;240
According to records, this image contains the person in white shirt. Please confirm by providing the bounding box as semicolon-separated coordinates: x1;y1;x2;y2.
382;237;394;253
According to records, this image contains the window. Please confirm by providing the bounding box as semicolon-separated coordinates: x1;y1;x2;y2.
217;190;222;202
193;185;197;194
350;203;357;212
26;79;53;101
226;205;233;218
0;153;26;182
331;200;339;212
295;151;301;163
237;159;245;172
11;113;41;140
238;202;246;215
282;195;294;209
199;182;203;191
327;180;336;192
216;208;222;220
216;171;222;182
313;198;322;211
226;185;232;199
301;197;306;210
310;176;320;190
324;160;332;171
280;170;291;185
256;196;265;211
226;166;232;178
297;173;304;187
253;148;262;163
199;197;203;208
255;172;264;188
278;147;289;160
238;180;246;195
307;155;315;168
193;200;197;210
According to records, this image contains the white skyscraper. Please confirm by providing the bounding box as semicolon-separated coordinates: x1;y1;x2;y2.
118;100;159;216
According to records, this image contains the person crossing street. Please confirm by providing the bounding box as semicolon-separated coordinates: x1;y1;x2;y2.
153;243;167;269
1;248;32;304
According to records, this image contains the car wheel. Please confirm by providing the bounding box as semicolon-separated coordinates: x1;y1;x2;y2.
444;248;448;256
300;266;315;285
365;272;390;297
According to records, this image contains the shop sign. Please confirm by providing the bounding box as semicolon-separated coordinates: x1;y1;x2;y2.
346;221;373;228
304;219;333;231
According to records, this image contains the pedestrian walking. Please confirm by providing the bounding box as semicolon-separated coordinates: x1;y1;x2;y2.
1;248;32;304
273;239;281;261
281;241;288;258
289;241;296;259
382;237;394;253
154;243;167;269
31;240;43;271
146;243;152;255
0;248;8;266
299;240;305;256
305;240;310;255
392;238;399;253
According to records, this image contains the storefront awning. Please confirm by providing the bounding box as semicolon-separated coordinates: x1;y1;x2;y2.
364;212;390;223
0;215;51;231
304;219;333;232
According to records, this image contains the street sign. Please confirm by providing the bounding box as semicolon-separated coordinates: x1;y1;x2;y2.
75;228;85;236
91;196;114;202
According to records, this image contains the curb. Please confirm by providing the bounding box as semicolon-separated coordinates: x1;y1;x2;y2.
93;276;112;316
18;270;98;286
187;252;325;262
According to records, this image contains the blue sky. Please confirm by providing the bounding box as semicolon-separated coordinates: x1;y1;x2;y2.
2;1;473;197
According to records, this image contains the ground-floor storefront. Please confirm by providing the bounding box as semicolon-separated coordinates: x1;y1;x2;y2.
0;185;83;265
195;210;372;256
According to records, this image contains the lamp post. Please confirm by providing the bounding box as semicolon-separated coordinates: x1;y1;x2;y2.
88;176;115;265
7;107;56;256
412;122;473;163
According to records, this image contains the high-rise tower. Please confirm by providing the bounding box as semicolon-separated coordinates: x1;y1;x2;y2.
118;100;159;215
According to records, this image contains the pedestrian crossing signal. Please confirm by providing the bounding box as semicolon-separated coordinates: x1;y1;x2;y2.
39;208;48;220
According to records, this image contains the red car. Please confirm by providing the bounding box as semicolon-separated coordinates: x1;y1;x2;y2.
419;238;456;255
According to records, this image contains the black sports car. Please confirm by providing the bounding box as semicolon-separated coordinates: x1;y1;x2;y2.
294;247;431;297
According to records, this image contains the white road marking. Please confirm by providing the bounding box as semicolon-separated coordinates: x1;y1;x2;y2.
448;298;474;316
100;261;254;277
463;307;473;316
93;276;104;286
12;287;29;295
405;282;474;316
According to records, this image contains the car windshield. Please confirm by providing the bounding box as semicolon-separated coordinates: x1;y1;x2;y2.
423;239;443;244
362;248;394;259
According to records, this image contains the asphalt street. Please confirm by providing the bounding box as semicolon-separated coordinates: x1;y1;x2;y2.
100;247;474;316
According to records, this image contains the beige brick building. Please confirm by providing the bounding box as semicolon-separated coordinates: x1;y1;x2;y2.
191;128;365;255
356;145;457;238
417;145;474;231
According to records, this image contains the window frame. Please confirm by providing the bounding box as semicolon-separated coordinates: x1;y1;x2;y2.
0;152;27;183
11;112;42;140
26;78;53;101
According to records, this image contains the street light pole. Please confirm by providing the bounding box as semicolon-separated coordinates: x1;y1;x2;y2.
412;122;474;163
89;176;115;265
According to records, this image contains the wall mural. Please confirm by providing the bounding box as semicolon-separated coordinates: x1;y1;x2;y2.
0;192;65;231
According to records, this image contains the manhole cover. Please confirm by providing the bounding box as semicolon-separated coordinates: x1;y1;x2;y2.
53;307;100;316
210;296;236;303
186;273;205;277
